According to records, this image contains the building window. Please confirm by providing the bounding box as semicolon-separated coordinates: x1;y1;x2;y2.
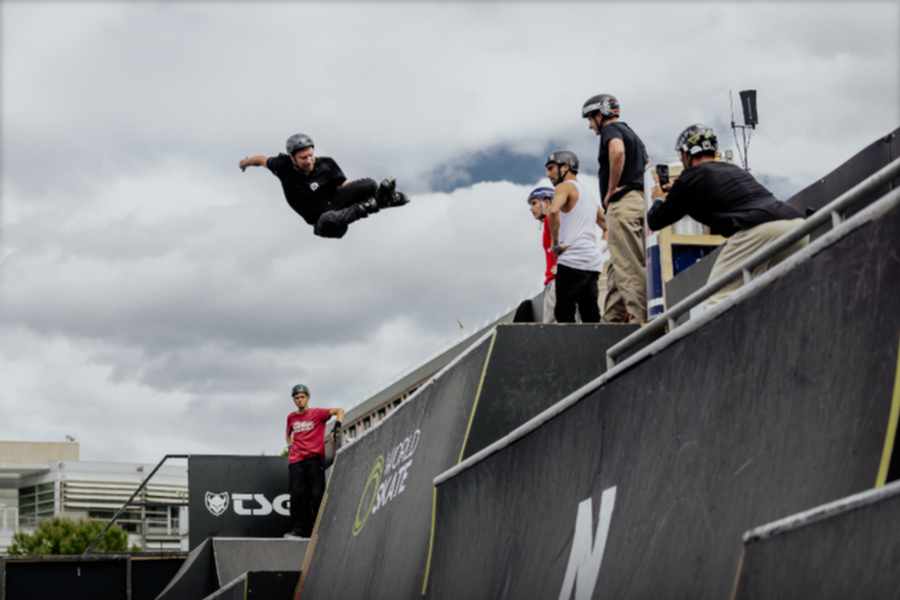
18;483;55;528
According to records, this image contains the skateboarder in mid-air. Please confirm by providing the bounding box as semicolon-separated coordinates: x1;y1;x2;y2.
239;133;409;238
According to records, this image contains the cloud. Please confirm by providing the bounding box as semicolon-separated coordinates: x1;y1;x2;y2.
1;2;897;461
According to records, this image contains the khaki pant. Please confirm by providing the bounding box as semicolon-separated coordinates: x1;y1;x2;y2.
597;261;610;319
707;218;807;306
604;190;646;323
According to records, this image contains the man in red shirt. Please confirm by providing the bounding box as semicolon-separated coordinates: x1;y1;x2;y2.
285;384;345;538
527;187;558;323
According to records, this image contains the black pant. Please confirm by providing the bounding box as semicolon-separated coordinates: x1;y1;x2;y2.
313;178;378;239
289;456;326;536
554;263;601;323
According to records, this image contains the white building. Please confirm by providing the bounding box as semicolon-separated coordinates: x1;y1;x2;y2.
1;441;187;553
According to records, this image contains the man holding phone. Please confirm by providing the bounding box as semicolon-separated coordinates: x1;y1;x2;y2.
648;124;806;306
284;384;345;538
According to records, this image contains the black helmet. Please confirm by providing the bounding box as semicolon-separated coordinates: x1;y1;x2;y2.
526;186;555;204
291;384;310;397
675;124;718;156
545;150;579;173
286;133;314;155
582;94;620;118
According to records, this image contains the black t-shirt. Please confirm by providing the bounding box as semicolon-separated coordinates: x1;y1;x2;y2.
266;154;347;224
647;161;803;237
597;121;648;205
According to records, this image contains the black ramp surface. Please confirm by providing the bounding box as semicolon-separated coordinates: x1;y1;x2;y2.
202;571;299;600
131;557;187;600
3;558;126;600
732;481;900;600
156;538;217;600
245;571;298;599
426;204;900;599
202;574;246;600
299;335;493;599
462;323;638;459
212;538;306;584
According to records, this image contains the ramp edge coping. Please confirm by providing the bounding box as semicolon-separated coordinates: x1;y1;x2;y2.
336;328;497;454
741;479;900;544
435;185;900;487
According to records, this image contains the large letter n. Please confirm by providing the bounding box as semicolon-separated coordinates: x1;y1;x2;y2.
558;486;617;600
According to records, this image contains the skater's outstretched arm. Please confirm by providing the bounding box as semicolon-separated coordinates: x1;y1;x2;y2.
239;155;269;172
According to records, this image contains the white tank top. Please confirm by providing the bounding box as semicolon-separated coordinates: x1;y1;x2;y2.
557;178;604;272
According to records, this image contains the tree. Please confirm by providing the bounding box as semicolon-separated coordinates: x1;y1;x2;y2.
7;517;129;556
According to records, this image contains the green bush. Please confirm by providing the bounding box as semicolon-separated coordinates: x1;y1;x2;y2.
8;517;129;556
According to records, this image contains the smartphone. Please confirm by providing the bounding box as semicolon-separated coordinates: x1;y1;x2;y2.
656;164;670;186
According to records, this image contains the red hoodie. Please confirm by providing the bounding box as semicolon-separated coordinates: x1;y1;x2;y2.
542;219;557;285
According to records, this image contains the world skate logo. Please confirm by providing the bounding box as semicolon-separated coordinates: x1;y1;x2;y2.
353;429;421;536
205;491;230;517
309;182;319;191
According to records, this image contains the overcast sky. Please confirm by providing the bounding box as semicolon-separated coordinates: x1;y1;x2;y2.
1;2;897;462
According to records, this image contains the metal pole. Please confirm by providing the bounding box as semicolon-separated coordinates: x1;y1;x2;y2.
82;454;188;555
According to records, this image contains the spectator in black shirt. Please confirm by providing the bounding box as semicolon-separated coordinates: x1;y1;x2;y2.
239;133;409;239
583;94;649;324
648;124;806;305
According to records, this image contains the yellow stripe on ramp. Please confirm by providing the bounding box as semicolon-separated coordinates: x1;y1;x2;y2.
423;329;497;595
875;337;900;487
458;331;498;463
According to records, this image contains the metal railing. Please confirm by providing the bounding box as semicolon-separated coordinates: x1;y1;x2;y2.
82;454;188;555
607;156;900;369
438;180;900;487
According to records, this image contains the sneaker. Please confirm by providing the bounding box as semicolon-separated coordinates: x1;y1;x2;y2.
375;177;397;209
283;531;307;539
386;191;410;208
360;197;380;214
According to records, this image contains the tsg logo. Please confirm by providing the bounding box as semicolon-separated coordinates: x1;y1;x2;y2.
205;492;229;517
204;491;290;517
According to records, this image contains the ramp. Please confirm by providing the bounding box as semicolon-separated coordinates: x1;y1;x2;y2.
155;537;306;600
462;324;638;459
203;571;298;600
212;538;305;585
425;200;900;598
298;324;635;599
731;480;900;599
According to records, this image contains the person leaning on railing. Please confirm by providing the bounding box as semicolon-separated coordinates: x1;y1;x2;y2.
284;384;344;539
647;124;807;306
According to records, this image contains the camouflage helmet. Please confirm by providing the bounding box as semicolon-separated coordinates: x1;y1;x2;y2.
675;124;718;156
